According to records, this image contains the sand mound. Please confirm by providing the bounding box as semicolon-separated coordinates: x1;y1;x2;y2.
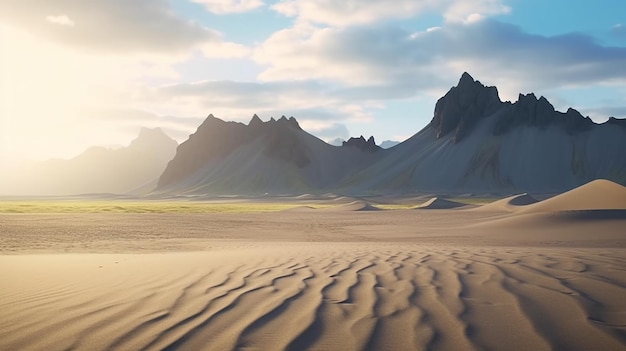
284;201;383;212
414;197;467;209
471;209;626;244
474;193;538;212
325;201;382;212
508;193;539;206
522;179;626;213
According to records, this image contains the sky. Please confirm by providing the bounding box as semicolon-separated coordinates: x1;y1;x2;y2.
1;0;626;162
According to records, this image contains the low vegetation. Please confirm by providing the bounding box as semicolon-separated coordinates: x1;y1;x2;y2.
0;201;323;213
0;197;497;213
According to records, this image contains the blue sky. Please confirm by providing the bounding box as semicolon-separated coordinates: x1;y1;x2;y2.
1;0;625;161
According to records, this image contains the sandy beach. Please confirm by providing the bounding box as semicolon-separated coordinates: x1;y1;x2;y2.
1;180;625;350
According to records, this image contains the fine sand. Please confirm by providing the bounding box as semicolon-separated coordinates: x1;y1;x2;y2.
1;180;625;350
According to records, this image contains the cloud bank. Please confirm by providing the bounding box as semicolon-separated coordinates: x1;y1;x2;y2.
1;0;625;161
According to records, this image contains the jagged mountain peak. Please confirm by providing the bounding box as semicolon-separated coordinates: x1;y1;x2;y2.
457;71;476;88
430;73;608;141
494;91;594;135
342;135;380;153
154;74;626;195
249;114;263;127
515;93;554;112
275;115;302;130
196;113;236;131
247;114;303;131
158;114;314;188
205;113;219;122
430;72;502;142
605;116;626;128
288;117;302;130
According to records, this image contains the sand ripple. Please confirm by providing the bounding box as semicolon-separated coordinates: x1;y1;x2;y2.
1;245;625;351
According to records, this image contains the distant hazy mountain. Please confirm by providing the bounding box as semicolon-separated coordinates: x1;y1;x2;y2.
1;128;177;196
157;73;626;195
379;140;400;149
327;138;344;146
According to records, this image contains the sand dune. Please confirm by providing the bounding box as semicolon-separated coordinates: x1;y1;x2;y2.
466;180;626;244
473;193;538;212
326;201;382;212
281;201;382;212
522;179;626;213
415;197;468;209
1;245;624;351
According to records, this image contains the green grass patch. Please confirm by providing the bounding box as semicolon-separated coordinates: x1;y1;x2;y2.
0;201;331;214
448;197;497;205
0;197;499;213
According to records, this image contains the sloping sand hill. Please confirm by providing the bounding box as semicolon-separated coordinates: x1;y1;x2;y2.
472;193;538;212
325;201;382;212
414;197;469;209
0;180;625;350
521;179;626;213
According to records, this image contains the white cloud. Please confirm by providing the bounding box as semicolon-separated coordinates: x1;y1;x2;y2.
271;0;438;26
45;14;75;27
130;79;383;141
443;0;510;23
612;23;626;41
253;19;626;100
254;23;429;85
191;0;264;14
271;0;510;26
0;0;256;160
0;0;248;57
2;0;624;163
0;24;164;160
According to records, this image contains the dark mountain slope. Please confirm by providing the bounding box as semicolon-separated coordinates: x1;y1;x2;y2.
156;115;386;195
155;73;626;195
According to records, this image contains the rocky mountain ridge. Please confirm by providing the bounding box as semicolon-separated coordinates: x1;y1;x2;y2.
341;136;380;153
156;73;626;195
430;72;600;142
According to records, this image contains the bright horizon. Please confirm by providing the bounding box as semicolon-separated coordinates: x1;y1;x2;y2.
1;0;626;162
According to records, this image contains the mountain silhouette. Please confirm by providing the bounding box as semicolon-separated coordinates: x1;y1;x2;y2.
156;73;626;195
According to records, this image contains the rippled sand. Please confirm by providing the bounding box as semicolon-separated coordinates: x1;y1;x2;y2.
1;238;626;350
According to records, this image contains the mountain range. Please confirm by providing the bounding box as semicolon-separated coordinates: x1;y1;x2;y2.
156;115;384;195
156;72;626;196
3;73;625;197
